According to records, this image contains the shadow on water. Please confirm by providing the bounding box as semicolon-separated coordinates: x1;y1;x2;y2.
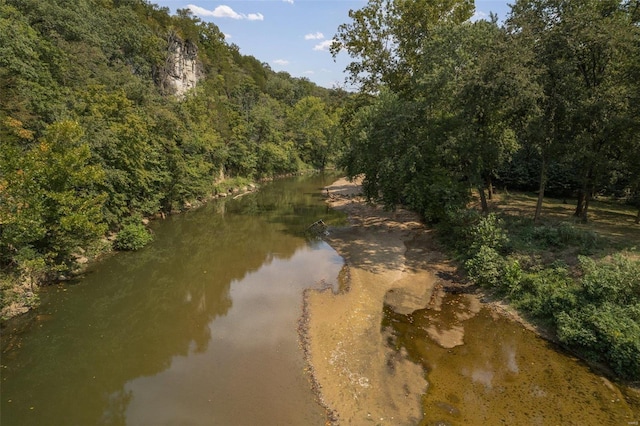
1;173;346;426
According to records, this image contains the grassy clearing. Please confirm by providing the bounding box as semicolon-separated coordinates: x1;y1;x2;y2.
494;191;640;248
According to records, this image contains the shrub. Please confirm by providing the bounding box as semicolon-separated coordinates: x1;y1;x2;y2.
502;257;523;294
579;255;640;305
470;213;509;253
514;264;577;319
508;220;600;253
465;245;505;288
437;209;482;253
114;223;153;251
553;256;640;380
557;303;640;380
532;224;562;247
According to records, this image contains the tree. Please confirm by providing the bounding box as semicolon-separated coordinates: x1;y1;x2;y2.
288;96;333;169
0;0;349;307
447;21;525;213
508;0;638;222
331;0;474;93
0;120;106;273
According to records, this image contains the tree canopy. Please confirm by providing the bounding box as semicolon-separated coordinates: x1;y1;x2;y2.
0;0;345;290
337;0;639;225
334;0;640;380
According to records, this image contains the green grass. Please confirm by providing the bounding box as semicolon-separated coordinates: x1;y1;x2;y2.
493;191;640;252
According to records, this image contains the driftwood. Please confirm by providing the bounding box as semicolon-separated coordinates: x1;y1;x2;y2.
306;219;327;235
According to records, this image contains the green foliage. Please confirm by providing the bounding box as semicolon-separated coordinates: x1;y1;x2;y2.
1;0;345;318
469;214;509;253
288;96;334;169
1;120;107;272
502;215;602;254
435;209;482;252
557;302;640;380
114;223;153;251
449;203;639;379
465;245;505;288
404;169;470;225
514;264;578;319
579;255;640;307
331;0;474;92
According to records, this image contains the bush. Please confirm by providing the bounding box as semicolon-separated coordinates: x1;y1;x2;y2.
114;223;153;251
465;245;505;288
469;213;509;253
557;303;640;380
502;257;523;294
507;220;600;253
579;255;640;305
553;256;640;380
514;264;577;319
436;209;482;253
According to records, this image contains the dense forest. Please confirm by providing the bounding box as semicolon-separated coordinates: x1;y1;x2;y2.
335;0;640;224
1;0;639;380
0;0;346;316
333;0;640;380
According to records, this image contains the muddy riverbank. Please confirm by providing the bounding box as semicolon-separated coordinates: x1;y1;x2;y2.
302;177;639;425
303;177;459;424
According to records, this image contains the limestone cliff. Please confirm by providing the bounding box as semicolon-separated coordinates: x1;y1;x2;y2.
159;34;203;98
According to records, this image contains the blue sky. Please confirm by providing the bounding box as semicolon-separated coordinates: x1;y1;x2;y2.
151;1;512;89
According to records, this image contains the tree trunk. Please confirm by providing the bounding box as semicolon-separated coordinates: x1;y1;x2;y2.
636;207;640;224
478;186;488;214
486;176;494;200
534;158;547;224
575;189;585;218
581;190;591;223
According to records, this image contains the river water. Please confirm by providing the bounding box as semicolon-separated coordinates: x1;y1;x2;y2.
1;174;638;425
1;174;346;426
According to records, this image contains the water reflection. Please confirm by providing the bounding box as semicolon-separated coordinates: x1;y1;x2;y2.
383;292;638;425
1;174;345;426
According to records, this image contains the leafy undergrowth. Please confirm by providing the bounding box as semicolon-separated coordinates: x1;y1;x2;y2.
438;192;640;382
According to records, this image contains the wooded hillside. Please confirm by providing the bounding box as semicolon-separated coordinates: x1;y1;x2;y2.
0;0;346;315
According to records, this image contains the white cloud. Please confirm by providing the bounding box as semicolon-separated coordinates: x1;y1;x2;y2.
273;59;289;65
283;0;294;4
313;39;334;51
304;32;324;40
187;4;264;21
303;70;315;75
224;33;232;39
247;13;264;21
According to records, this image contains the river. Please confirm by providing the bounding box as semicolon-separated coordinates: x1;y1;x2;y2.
1;174;346;426
1;174;638;425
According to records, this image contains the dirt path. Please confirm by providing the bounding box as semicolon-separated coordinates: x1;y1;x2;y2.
303;177;469;425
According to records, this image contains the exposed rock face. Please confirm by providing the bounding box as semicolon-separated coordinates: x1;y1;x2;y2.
161;34;203;98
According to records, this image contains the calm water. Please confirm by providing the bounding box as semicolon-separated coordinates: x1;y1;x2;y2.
384;292;640;425
1;174;346;426
2;174;639;425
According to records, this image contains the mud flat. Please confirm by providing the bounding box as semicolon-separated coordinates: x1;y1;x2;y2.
303;177;464;425
302;177;640;425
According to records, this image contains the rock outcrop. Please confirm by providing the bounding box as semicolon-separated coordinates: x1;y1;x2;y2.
160;33;203;98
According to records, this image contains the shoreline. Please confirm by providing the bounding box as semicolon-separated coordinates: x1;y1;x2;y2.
302;176;452;425
301;177;639;424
